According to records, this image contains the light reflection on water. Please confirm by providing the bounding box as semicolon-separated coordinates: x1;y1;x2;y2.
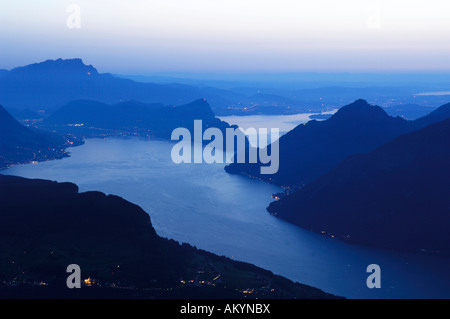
4;136;450;299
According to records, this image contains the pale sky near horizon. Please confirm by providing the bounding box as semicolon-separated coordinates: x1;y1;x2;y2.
1;0;450;74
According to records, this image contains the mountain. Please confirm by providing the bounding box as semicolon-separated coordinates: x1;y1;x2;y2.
226;99;410;186
225;99;450;187
0;59;203;113
0;105;79;169
44;98;235;140
267;119;450;254
3;59;449;116
0;59;315;116
0;174;339;299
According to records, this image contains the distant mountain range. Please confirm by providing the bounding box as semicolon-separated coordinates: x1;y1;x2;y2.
4;59;448;118
0;105;81;169
0;59;319;116
43;98;237;141
0;95;247;169
0;174;339;299
0;58;201;112
226;99;450;187
267;118;450;255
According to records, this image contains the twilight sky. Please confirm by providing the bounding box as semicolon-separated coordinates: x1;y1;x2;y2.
1;0;450;74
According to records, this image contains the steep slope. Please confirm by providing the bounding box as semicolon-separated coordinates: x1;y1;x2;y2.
226;99;411;186
0;174;339;299
0;58;309;116
226;99;450;187
0;59;204;112
267;119;450;254
0;105;74;169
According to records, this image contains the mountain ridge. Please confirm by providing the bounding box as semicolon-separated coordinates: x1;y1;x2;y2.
43;98;230;140
225;99;450;187
0;58;334;116
0;174;340;299
0;105;80;169
267;118;450;254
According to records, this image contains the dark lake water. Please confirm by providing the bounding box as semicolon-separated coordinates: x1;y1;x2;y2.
4;137;450;299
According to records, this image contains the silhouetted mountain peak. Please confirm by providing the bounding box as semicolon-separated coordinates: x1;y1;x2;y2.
9;58;98;78
226;99;413;186
352;98;369;106
267;118;450;254
330;99;393;123
176;98;215;118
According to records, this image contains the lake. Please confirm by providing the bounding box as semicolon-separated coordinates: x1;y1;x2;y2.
4;114;450;299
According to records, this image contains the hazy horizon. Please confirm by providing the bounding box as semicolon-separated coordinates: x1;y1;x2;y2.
1;1;450;74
